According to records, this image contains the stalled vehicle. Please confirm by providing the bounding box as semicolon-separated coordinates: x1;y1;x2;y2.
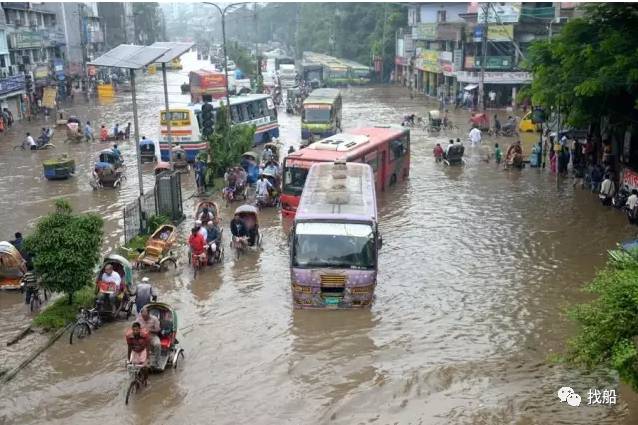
290;161;381;309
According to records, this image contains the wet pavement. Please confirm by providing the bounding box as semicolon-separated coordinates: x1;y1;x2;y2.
1;52;638;424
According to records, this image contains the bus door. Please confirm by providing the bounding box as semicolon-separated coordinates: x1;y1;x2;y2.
380;150;387;191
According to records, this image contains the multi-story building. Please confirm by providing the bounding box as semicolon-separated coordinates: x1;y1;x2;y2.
97;2;134;49
395;2;577;109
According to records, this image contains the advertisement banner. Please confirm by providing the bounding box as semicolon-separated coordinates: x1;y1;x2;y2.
42;86;57;109
488;25;514;41
477;4;521;23
622;168;638;192
419;50;440;73
12;31;42;49
412;23;437;40
0;75;25;96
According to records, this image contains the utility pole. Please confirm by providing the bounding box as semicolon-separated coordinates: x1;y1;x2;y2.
478;2;489;111
294;3;301;59
380;4;387;82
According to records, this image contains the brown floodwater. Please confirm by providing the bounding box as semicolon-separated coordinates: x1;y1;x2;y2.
1;52;637;425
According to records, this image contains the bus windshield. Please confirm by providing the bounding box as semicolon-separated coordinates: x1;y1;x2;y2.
283;165;309;196
303;107;332;123
293;222;375;269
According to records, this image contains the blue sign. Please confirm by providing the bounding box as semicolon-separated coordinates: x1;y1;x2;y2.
473;25;484;43
53;58;65;80
0;75;25;96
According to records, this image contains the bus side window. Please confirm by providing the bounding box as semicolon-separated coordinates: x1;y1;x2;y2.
390;136;409;161
365;152;378;171
258;100;267;117
230;105;240;123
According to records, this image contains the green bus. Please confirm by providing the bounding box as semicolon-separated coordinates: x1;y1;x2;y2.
300;88;342;146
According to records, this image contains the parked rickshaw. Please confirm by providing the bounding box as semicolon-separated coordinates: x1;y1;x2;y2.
469;113;490;132
154;161;170;176
136;225;178;271
172;147;189;172
43;154;76;180
125;302;184;404
231;204;261;258
425;110;442;133
65;116;83;142
140;139;156;163
195;200;221;226
95;254;134;321
0;241;27;290
93;149;125;188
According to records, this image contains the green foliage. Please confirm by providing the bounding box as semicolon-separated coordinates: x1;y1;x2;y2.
33;286;95;330
526;3;638;128
227;42;256;78
206;102;255;178
147;214;170;234
24;199;103;304
133;3;165;44
567;248;638;390
254;3;406;80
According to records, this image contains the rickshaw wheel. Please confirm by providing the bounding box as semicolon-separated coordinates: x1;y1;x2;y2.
173;349;185;369
159;257;177;272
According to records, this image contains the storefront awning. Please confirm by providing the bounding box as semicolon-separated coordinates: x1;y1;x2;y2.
464;84;478;91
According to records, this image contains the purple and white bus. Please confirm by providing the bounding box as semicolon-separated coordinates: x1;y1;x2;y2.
290;160;381;309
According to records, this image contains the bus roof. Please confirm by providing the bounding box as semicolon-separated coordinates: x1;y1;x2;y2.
296;161;377;223
303;88;340;105
286;126;408;166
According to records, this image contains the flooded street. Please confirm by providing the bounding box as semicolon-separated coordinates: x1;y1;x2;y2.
1;52;638;424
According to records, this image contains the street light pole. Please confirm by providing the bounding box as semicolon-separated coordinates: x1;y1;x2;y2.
161;62;173;168
130;68;144;197
204;2;245;125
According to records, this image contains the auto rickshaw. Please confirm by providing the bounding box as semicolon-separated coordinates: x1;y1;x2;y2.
0;241;27;290
140;139;156;163
443;144;466;166
469;113;490;132
231;204;261;258
136;225;178;271
124;302;184;404
426;110;442;133
172;146;189;172
95;254;134;321
43;155;76;180
93;149;125;188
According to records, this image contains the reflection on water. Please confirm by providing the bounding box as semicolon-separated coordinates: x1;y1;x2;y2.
0;54;637;424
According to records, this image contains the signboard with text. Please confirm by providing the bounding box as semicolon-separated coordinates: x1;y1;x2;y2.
12;31;42;49
455;71;532;84
0;75;25;96
412;23;437;40
477;4;521;23
622;168;638;192
416;50;440;73
488;25;514;41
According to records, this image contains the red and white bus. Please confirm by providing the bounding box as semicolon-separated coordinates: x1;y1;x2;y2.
281;126;410;218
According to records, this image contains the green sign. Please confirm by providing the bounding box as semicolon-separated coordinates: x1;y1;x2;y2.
13;31;42;49
474;56;513;70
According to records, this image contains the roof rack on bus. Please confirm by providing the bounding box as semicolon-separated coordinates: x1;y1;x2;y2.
327;161;349;205
311;134;369;152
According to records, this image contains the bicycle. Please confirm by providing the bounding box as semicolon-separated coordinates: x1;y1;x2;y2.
69;307;102;344
125;361;148;405
23;281;49;313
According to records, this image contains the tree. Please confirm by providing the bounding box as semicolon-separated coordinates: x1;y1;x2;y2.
24;199;104;304
526;3;638;129
567;248;638;390
205;103;255;181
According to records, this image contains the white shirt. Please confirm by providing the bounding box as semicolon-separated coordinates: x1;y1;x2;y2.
27;135;36;146
197;226;208;241
469;128;482;145
627;194;638;210
600;179;615;197
256;179;272;196
101;271;122;290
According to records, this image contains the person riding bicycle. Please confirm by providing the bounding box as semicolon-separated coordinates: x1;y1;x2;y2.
230;213;249;249
126;321;150;366
137;307;161;368
206;221;221;264
256;174;274;205
402;114;416;127
188;227;207;264
223;168;238;200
